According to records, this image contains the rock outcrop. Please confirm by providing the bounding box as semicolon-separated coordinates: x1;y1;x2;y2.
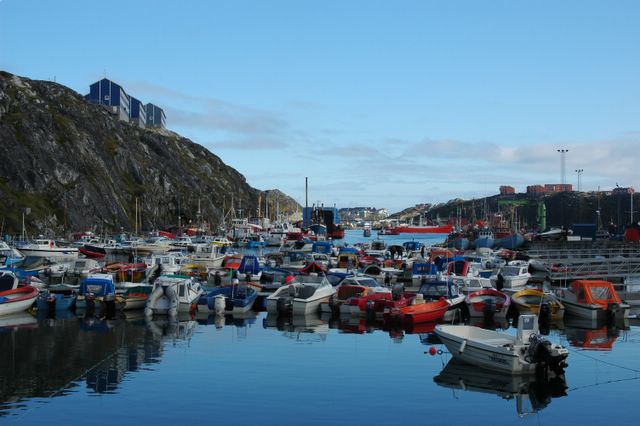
0;71;299;236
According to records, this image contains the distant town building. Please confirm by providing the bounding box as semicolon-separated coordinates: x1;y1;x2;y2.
129;97;146;128
499;185;516;195
85;78;131;122
544;184;573;193
146;103;166;129
526;185;545;195
612;187;635;195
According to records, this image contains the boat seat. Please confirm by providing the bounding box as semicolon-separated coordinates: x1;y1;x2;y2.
481;338;514;347
296;286;317;299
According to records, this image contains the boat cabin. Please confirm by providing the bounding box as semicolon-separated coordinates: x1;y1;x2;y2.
80;274;116;297
567;280;623;309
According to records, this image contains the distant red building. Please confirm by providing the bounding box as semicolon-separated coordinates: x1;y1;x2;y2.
544;184;573;193
527;185;545;195
499;185;516;195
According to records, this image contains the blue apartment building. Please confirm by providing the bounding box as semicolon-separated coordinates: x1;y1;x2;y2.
146;103;166;129
129;97;147;129
85;78;166;129
85;78;131;122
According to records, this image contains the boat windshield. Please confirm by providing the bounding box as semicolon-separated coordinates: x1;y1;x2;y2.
419;283;449;297
589;285;613;301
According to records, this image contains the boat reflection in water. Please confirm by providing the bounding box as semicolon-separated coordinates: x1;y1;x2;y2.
563;316;629;351
434;358;568;417
263;313;329;343
0;312;201;409
195;310;258;339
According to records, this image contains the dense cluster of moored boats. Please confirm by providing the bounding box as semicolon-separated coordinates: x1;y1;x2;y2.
1;229;636;375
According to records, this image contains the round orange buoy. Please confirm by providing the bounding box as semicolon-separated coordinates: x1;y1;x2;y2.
428;347;437;356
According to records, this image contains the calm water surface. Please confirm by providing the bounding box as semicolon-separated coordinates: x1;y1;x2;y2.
1;230;639;425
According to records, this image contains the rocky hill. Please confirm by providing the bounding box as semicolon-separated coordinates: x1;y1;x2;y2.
390;191;638;234
0;71;299;236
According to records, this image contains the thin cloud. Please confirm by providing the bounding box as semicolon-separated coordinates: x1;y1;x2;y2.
125;80;289;136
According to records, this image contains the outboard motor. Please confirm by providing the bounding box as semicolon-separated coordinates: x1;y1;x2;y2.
46;293;57;311
103;293;117;319
538;302;552;334
391;284;404;301
276;296;293;315
483;298;496;321
365;300;376;320
607;302;624;323
328;294;341;316
86;293;96;314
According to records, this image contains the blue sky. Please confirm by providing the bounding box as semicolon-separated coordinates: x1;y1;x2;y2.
1;0;639;212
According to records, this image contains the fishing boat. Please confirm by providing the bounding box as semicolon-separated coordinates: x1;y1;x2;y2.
334;276;391;317
121;285;153;310
77;273;122;313
384;296;450;325
511;289;565;321
435;314;569;374
197;283;258;314
236;255;262;282
493;262;531;290
0;285;39;316
266;275;336;316
144;275;203;317
17;239;79;262
465;288;511;317
415;279;466;321
386;224;453;234
36;284;77;312
554;280;630;321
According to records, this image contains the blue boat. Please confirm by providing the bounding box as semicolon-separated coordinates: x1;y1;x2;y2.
237;255;262;281
197;284;257;314
494;233;525;250
402;241;423;252
36;284;77;312
473;236;495;249
312;241;333;255
77;274;121;313
447;237;470;251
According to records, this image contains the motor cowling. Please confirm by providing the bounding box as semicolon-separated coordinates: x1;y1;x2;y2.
276;296;293;315
328;294;340;316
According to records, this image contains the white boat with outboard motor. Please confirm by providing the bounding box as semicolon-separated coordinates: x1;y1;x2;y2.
435;314;569;374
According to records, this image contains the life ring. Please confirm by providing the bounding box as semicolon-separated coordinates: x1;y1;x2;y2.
48;241;54;248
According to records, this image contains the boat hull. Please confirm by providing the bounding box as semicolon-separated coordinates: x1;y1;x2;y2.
0;286;39;316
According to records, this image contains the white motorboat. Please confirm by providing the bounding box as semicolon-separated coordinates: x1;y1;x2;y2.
266;274;336;316
435;315;569;374
188;243;225;268
144;275;203;317
18;239;79;262
554;280;630;321
493;262;531;289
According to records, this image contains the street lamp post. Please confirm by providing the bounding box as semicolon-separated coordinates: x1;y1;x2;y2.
557;149;569;185
575;169;584;192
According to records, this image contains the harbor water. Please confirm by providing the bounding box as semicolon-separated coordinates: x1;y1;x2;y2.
1;231;639;425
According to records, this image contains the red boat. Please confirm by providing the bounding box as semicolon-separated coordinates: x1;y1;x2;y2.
384;298;450;324
387;224;453;234
465;288;511;317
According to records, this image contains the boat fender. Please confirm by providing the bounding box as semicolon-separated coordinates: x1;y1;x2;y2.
459;339;467;354
165;284;178;317
49;241;54;248
213;294;226;315
144;285;165;317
